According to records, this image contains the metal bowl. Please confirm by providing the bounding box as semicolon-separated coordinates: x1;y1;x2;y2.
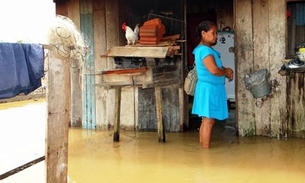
296;52;305;61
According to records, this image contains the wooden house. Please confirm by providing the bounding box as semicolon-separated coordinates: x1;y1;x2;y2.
46;0;305;181
50;0;305;137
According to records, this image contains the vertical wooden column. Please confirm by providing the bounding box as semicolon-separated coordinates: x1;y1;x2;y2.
46;51;70;183
252;0;271;136
269;0;287;138
113;86;121;142
178;87;185;131
155;87;166;142
234;0;256;136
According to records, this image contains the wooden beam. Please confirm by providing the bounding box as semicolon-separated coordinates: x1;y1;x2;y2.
103;46;169;58
113;87;121;141
46;51;70;183
155;87;166;142
178;87;184;131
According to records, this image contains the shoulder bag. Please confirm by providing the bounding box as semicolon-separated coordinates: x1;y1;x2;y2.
184;67;197;96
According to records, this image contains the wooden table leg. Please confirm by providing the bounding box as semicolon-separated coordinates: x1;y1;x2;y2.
155;87;166;142
113;86;121;142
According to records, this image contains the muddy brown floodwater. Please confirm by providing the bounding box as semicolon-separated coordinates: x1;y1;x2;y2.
1;99;305;183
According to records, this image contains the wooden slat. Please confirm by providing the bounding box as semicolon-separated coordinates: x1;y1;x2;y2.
103;46;169;58
179;88;185;131
253;0;271;136
68;0;82;127
93;0;108;129
155;87;166;142
80;0;96;129
269;0;287;138
235;0;256;136
161;34;180;40
105;0;119;129
102;67;148;75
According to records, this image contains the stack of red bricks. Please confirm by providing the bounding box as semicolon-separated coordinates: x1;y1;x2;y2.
139;18;166;45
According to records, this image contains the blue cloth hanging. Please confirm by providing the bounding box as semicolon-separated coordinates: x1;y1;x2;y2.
0;43;44;99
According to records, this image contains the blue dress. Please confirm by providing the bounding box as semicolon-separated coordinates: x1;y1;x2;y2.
191;44;228;120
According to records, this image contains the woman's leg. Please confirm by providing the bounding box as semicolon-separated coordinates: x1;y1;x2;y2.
200;117;215;148
199;118;204;143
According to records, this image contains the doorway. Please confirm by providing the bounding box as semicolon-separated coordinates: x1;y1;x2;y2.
185;0;236;132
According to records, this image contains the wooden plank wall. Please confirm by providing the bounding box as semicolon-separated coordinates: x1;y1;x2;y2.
136;85;181;132
235;0;287;137
94;0;124;129
93;0;123;129
93;0;108;129
71;0;183;131
80;0;96;129
68;0;82;127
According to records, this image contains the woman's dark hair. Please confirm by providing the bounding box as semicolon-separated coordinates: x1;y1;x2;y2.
195;21;216;39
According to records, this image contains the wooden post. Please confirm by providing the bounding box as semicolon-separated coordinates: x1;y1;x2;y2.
155;87;166;142
252;0;271;136
179;87;185;131
113;86;121;142
234;0;256;136
269;0;287;138
46;51;70;183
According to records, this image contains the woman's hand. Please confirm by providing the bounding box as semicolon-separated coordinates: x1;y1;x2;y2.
224;67;234;82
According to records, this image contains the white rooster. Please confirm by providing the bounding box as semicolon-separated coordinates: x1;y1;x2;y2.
121;22;139;45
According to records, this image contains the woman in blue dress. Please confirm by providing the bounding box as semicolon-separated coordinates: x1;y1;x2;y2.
192;21;233;148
